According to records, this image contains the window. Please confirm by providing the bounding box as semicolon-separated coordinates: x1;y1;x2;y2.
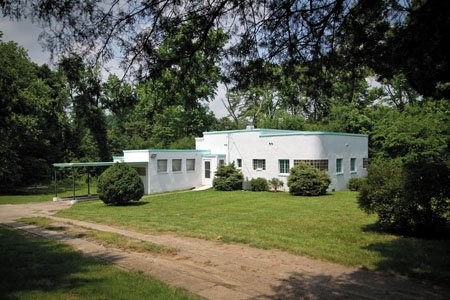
253;159;266;170
204;161;211;178
350;158;357;172
336;158;343;174
236;158;242;168
172;159;182;172
219;159;225;166
186;159;195;171
279;159;290;174
294;159;328;171
363;158;369;169
134;167;146;176
157;159;167;173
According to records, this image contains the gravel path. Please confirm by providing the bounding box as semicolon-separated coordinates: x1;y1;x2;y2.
1;201;448;299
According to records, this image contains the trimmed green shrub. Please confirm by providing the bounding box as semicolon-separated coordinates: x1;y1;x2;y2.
250;177;269;192
358;158;450;237
213;163;243;191
287;162;331;196
97;163;144;205
269;178;284;192
347;177;367;191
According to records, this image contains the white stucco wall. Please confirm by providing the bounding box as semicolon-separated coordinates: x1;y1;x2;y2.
121;149;204;194
197;129;368;191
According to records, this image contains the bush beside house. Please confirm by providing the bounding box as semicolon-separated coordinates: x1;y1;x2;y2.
287;162;331;196
213;163;243;191
97;163;144;205
250;178;269;191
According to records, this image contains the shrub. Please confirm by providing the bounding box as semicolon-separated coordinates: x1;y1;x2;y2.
250;177;269;192
358;158;450;237
213;163;243;191
287;162;331;196
97;163;144;205
347;177;367;191
269;178;284;192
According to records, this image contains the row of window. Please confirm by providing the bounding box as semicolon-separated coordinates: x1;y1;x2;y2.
157;159;196;173
237;158;367;174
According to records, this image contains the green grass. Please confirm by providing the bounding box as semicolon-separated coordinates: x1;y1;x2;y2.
57;190;450;284
0;182;98;205
18;217;176;255
0;225;195;300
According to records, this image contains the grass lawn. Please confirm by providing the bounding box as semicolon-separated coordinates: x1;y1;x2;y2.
0;226;195;300
0;182;98;205
57;190;450;284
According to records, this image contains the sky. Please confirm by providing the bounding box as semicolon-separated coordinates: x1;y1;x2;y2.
0;17;229;117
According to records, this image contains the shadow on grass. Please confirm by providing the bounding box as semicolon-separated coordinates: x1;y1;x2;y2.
0;226;105;297
105;201;150;207
361;223;450;285
263;269;450;300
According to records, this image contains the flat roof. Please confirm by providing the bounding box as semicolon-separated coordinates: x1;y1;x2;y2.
123;149;208;153
53;162;116;168
202;128;368;137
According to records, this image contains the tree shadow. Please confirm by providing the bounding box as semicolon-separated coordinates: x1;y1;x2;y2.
360;222;450;285
0;226;107;297
259;269;450;300
104;200;150;207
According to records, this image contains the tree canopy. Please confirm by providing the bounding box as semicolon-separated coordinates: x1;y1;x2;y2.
1;0;449;98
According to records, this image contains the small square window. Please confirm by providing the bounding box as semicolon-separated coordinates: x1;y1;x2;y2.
336;158;343;174
157;159;167;173
172;159;182;172
186;159;195;171
350;158;357;172
253;159;266;170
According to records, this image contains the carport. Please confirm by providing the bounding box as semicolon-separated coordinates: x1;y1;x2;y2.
53;162;116;201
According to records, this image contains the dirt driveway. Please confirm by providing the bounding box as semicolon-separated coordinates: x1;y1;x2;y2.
1;201;449;299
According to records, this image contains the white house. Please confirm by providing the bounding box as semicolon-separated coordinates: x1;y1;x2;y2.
109;127;368;193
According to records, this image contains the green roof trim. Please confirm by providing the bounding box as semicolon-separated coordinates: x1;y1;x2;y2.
123;149;208;153
53;162;116;168
202;128;368;137
260;131;369;138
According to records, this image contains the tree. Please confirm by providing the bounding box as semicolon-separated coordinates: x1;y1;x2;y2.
358;158;449;237
0;35;70;187
2;1;447;98
59;54;110;162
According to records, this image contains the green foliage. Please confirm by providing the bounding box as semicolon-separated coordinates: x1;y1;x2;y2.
268;178;284;192
358;159;449;237
250;178;269;192
97;164;144;205
213;163;243;191
287;162;331;196
0;39;70;186
347;177;367;191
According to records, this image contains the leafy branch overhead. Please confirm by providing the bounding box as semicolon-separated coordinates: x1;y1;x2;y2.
2;0;449;98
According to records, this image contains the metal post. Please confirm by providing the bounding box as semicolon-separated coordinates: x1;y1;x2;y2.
72;167;75;201
54;169;58;198
87;168;90;196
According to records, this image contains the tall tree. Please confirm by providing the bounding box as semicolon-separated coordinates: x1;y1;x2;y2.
0;34;70;186
59;54;110;161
